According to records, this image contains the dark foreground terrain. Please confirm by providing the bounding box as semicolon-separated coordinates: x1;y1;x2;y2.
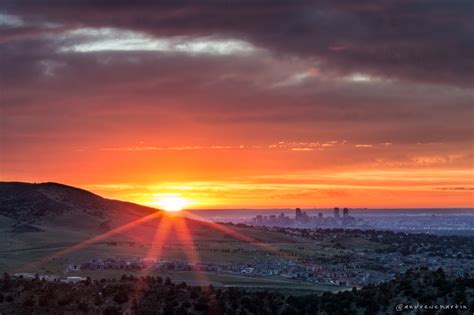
1;182;473;314
1;268;473;314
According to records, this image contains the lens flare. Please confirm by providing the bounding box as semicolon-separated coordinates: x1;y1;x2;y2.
154;194;189;211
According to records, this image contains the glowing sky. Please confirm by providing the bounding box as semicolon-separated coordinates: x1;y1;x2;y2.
1;1;473;208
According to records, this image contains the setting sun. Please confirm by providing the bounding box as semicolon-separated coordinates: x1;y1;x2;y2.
153;194;189;212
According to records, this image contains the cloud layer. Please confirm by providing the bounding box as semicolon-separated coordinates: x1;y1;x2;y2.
3;0;473;85
1;1;473;207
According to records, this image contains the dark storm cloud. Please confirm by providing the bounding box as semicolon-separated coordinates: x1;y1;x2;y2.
2;0;474;86
1;45;472;145
1;0;473;147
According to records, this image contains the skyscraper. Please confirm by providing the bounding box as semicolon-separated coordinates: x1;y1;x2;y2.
334;207;340;219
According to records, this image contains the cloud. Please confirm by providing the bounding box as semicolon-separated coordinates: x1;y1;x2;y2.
0;1;473;196
2;1;473;86
412;154;466;166
0;12;24;27
271;68;320;87
98;141;343;152
345;73;378;83
435;187;474;191
58;27;256;56
100;146;206;152
291;148;315;152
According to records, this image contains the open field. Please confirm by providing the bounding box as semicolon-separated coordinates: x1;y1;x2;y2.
0;232;344;271
0;183;357;293
70;269;348;294
0;222;352;293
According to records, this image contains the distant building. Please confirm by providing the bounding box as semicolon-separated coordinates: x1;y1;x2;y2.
250;206;359;227
66;264;81;272
342;208;355;226
241;267;254;274
295;208;309;223
66;276;85;283
334;207;340;219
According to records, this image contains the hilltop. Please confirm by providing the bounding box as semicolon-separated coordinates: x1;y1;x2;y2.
0;181;297;243
0;182;157;225
0;182;308;280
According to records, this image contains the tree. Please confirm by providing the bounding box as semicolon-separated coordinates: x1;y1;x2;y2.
77;301;90;312
113;290;129;304
156;276;163;285
176;305;189;315
163;302;175;315
194;298;209;312
3;272;11;289
38;294;50;307
103;306;120;315
281;305;298;315
84;276;92;286
365;302;380;315
23;296;36;307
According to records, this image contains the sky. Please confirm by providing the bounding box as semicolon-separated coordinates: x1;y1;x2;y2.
1;0;473;209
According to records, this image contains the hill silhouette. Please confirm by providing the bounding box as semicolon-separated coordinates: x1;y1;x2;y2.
0;182;299;273
0;182;157;224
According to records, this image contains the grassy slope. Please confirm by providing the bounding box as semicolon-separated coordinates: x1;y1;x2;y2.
0;182;357;291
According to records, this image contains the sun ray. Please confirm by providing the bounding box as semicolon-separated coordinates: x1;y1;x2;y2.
173;216;204;266
180;210;305;260
16;210;164;272
181;210;274;248
144;215;173;261
173;216;221;313
130;214;174;305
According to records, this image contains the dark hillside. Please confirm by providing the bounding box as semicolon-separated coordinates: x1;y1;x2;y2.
0;182;157;224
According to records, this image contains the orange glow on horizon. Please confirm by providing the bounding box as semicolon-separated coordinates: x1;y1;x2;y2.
150;194;190;212
77;166;474;209
5;144;473;209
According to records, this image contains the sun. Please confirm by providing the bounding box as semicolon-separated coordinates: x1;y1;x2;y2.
154;195;188;212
